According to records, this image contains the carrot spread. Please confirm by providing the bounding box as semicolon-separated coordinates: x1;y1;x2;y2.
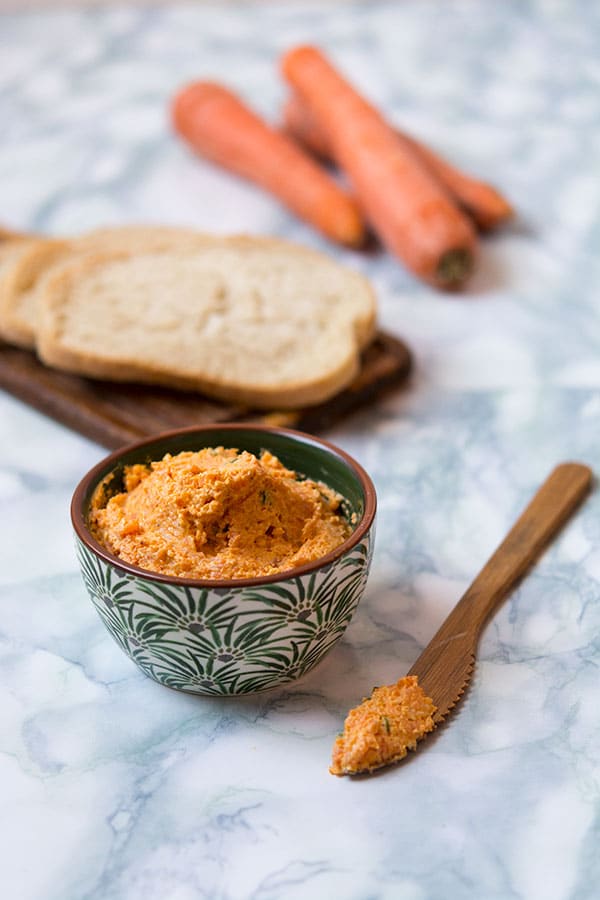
89;447;351;580
330;675;436;775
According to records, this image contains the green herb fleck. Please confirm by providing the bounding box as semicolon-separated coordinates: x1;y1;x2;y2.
381;716;391;734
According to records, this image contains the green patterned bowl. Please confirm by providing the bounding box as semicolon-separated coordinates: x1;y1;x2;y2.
71;424;376;695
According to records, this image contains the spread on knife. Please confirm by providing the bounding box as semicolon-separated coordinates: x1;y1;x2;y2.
330;675;437;775
89;447;352;580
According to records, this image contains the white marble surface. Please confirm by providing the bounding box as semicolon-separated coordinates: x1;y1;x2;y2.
1;2;600;898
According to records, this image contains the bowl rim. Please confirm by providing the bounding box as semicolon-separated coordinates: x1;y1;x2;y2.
71;423;377;589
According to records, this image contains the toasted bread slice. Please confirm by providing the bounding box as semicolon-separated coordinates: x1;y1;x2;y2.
37;236;377;409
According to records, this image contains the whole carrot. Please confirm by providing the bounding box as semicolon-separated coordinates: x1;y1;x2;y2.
281;47;478;288
282;94;513;232
172;81;365;248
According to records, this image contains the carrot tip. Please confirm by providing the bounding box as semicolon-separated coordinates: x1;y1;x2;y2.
436;248;474;287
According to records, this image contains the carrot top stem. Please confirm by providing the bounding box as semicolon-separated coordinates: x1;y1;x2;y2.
436;248;474;287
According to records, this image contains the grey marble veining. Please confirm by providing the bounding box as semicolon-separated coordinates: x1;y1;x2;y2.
1;2;600;899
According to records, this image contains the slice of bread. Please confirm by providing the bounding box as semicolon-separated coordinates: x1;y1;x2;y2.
0;226;207;350
0;238;71;348
0;241;30;283
0;237;51;343
37;236;377;408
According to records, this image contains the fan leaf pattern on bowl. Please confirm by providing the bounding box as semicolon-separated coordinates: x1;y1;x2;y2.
76;534;372;695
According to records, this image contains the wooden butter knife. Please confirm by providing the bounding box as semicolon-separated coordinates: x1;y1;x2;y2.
409;462;593;724
329;462;593;776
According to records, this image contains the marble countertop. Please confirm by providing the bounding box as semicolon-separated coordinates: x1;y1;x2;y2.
1;2;600;898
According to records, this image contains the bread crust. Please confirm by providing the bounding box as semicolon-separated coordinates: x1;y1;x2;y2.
0;238;71;348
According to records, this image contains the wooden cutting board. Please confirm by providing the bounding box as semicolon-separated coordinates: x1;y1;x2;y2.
0;331;412;449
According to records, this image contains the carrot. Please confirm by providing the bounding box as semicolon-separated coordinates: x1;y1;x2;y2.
281;46;478;288
402;137;513;232
282;94;332;161
171;81;365;248
282;94;513;232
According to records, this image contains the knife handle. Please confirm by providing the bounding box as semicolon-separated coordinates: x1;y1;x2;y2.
453;462;592;639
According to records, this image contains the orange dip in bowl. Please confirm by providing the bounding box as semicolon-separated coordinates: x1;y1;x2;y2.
89;447;352;580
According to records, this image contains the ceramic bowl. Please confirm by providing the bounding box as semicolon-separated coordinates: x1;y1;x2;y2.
71;424;376;695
